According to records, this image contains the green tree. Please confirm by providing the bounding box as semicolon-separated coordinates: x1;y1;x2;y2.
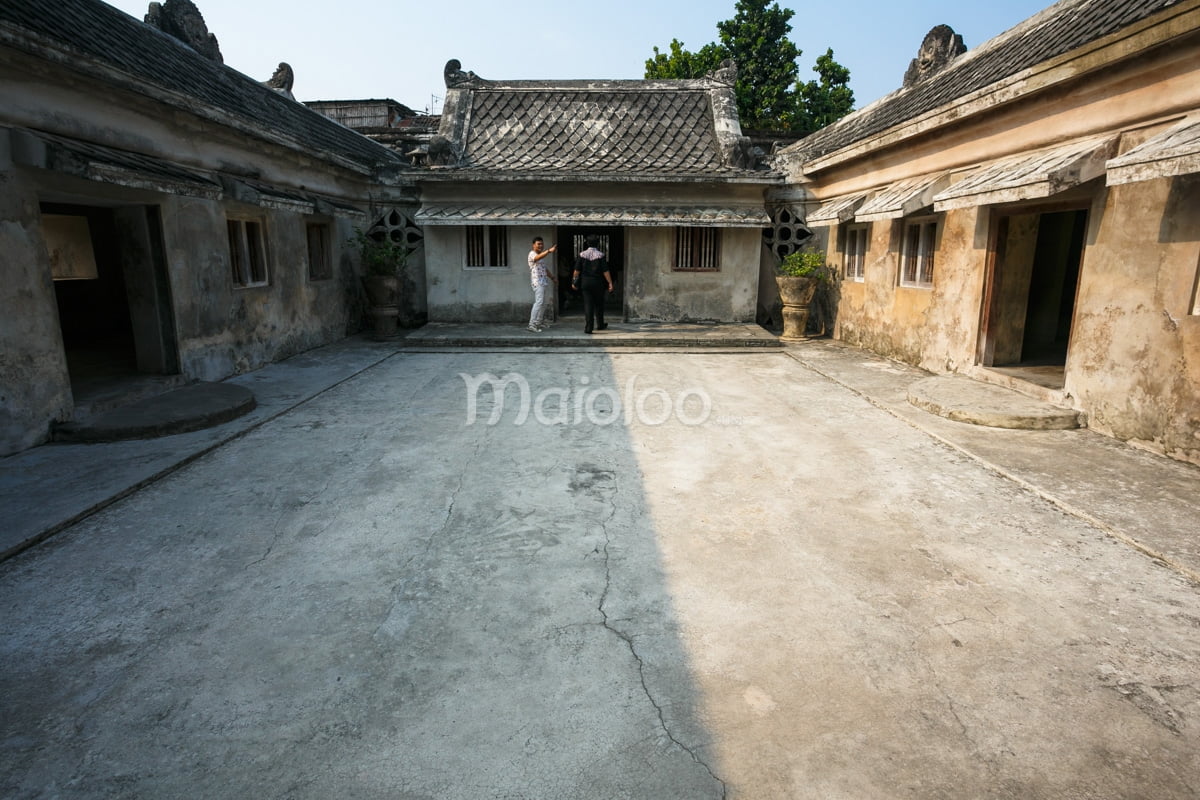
645;38;724;81
796;48;855;135
714;0;801;130
644;0;853;134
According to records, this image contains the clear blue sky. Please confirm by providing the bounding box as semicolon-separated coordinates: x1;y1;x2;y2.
104;0;1053;113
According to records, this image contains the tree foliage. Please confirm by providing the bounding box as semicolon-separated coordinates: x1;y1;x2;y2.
644;0;854;135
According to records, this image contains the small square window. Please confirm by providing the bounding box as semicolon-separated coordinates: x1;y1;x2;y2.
466;225;508;268
228;218;268;287
900;218;938;289
844;224;869;281
306;223;332;281
674;227;720;271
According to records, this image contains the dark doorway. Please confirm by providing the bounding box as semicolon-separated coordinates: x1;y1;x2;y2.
554;227;624;319
980;208;1087;388
43;203;180;409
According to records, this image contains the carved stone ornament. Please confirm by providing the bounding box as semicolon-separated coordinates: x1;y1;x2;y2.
145;0;223;63
425;135;459;167
708;58;738;87
903;25;965;88
262;62;295;100
444;59;484;88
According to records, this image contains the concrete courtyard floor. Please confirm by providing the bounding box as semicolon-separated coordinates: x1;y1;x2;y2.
2;337;1199;798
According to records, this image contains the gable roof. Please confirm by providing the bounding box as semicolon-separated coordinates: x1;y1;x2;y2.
432;73;781;183
785;0;1183;165
0;0;408;176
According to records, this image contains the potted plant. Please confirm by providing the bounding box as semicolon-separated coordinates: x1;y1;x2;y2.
775;247;834;341
351;228;409;339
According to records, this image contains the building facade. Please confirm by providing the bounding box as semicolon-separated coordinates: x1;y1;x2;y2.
0;0;416;455
776;0;1200;465
413;61;782;325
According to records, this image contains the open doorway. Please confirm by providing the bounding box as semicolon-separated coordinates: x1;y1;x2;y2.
43;202;181;411
980;208;1087;390
554;226;624;320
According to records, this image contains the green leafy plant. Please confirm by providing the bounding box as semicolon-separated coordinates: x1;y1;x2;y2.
351;228;409;277
777;248;833;282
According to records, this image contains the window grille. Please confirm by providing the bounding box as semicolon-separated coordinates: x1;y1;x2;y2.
466;226;508;268
900;219;938;289
845;224;868;281
674;227;721;271
228;218;268;287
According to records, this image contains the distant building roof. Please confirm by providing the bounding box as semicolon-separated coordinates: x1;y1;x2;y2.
785;0;1181;164
0;0;409;175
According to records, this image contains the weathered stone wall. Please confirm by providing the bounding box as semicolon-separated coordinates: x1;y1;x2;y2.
1068;175;1200;464
424;226;549;323
160;197;358;381
0;143;72;455
624;227;760;322
421;181;767;324
831;207;984;371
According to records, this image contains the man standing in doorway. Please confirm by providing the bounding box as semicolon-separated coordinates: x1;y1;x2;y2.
528;237;557;332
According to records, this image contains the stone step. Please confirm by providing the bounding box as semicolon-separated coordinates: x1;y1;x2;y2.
907;375;1084;430
53;382;257;443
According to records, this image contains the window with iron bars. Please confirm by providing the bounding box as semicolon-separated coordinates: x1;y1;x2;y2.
844;224;869;281
465;225;508;268
900;218;938;289
674;227;721;271
228;217;268;287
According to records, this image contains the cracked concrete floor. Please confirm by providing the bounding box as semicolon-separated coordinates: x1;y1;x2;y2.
2;350;1199;799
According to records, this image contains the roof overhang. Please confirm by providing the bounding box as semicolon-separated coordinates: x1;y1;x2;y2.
9;128;222;199
1106;116;1200;186
805;194;866;225
854;174;950;221
415;203;770;227
934;137;1118;211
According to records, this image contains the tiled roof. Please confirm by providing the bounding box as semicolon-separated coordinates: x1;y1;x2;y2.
786;0;1181;163
415;203;771;227
440;79;779;181
1106;115;1200;184
0;0;408;174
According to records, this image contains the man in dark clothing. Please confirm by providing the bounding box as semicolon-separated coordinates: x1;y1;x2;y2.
571;236;614;334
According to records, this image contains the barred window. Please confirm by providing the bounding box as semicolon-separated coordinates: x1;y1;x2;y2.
845;224;868;281
228;218;268;287
900;218;938;289
674;227;721;271
306;223;332;281
465;226;508;268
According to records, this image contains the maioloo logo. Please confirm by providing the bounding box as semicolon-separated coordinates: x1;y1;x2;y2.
459;372;712;427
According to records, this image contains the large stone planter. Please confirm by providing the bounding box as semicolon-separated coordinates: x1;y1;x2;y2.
362;275;400;340
775;275;820;341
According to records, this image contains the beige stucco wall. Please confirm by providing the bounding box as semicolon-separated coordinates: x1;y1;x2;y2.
831;207;984;371
1067;174;1200;464
779;8;1200;464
